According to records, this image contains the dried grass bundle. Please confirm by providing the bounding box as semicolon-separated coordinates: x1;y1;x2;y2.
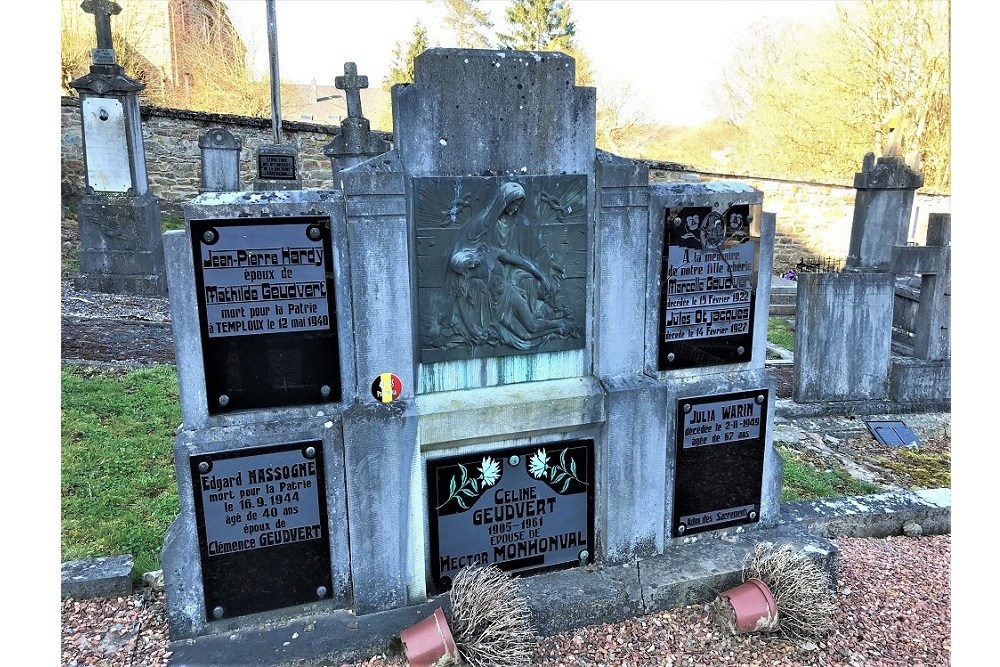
741;542;837;642
447;565;536;667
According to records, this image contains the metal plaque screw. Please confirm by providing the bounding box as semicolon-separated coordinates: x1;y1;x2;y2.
682;403;691;413
202;230;217;244
578;549;589;563
308;226;322;241
756;394;765;404
508;455;520;466
316;586;328;598
305;446;317;459
666;352;675;363
677;524;686;534
218;394;229;407
747;214;754;223
198;461;210;474
737;346;745;356
320;385;331;398
749;511;758;520
212;606;224;620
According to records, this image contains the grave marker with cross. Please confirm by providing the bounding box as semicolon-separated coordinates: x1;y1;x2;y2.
336;62;368;119
81;0;121;66
323;62;389;177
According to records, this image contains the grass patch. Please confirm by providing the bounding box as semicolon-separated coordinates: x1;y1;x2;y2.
63;244;80;279
61;364;181;579
777;446;883;502
162;215;185;232
767;317;795;352
878;447;950;489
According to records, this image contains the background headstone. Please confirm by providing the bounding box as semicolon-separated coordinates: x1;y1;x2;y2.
70;0;166;295
199;127;242;193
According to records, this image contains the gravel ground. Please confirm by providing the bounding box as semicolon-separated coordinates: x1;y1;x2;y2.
61;534;950;667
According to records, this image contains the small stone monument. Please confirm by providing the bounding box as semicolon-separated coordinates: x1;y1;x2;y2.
198;127;242;193
253;143;302;191
69;0;166;295
323;62;390;180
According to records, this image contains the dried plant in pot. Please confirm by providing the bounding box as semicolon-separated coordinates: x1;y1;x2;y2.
713;542;837;642
446;564;536;667
401;565;536;667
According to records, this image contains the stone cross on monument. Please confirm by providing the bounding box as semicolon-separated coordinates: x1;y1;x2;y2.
81;0;121;65
336;62;368;119
70;0;166;295
324;62;389;179
82;0;120;48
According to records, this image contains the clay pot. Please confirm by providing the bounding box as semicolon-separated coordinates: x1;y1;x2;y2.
719;578;779;633
400;607;458;667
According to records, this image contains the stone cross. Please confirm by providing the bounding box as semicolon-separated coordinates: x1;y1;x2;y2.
81;0;121;50
335;62;368;119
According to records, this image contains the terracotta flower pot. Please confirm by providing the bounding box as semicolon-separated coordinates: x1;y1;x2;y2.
400;607;458;667
719;577;779;633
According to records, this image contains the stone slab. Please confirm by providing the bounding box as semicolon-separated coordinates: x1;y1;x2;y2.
61;555;133;599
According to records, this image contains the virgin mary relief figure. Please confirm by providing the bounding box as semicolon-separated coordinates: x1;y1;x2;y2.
441;181;579;353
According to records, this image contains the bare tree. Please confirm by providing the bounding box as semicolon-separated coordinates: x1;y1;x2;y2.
710;0;950;189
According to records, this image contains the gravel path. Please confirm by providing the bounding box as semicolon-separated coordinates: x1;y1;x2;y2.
61;534;950;667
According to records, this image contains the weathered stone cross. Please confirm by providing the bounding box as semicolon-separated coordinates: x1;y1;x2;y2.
81;0;122;50
335;62;368;119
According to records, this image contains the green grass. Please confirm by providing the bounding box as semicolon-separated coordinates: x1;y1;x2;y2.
162;215;185;232
767;317;796;352
61;365;181;579
777;446;883;502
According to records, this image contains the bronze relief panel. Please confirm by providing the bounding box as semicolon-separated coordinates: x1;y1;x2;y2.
414;176;588;363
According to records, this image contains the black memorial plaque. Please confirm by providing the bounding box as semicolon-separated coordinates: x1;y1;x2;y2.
257;153;297;180
672;389;768;537
658;205;757;370
190;216;341;414
190;441;332;620
428;439;594;592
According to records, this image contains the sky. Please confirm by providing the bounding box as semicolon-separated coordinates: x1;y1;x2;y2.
223;0;838;127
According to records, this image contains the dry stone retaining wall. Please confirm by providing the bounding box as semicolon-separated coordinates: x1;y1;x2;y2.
61;98;949;270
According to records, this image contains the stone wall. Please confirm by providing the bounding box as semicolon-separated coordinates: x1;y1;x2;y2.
60;98;949;271
61;97;366;217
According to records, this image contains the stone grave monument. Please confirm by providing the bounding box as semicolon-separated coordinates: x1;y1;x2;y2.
323;62;391;182
161;48;780;665
199;127;242;193
69;0;166;296
795;153;950;406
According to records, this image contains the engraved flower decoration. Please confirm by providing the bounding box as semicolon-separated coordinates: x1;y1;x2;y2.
479;456;500;487
528;448;549;479
437;456;502;511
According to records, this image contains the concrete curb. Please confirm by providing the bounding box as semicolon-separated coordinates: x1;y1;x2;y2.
164;488;950;666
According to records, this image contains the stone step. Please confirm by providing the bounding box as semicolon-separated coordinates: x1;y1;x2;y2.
769;304;796;316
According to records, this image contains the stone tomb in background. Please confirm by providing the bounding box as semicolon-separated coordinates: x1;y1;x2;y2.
160;48;781;664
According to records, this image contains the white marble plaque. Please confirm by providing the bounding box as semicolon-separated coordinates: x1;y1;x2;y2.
82;97;132;193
